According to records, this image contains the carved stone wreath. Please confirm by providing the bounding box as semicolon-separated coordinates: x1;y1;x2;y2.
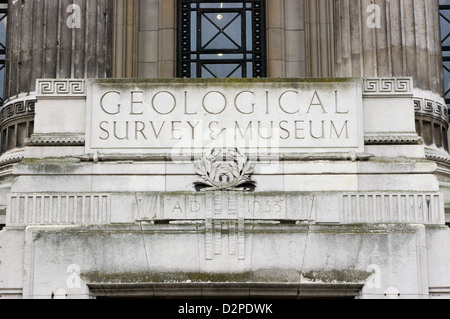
194;148;256;192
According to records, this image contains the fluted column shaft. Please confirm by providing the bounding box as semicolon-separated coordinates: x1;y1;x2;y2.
305;0;335;77
334;0;443;95
5;0;114;101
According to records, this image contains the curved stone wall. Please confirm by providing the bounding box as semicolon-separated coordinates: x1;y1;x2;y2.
414;91;449;152
0;96;35;153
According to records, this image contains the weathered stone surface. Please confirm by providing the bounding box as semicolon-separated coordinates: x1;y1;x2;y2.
0;0;449;300
14;223;445;299
86;79;364;154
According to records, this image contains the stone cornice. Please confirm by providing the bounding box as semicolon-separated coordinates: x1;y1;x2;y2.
414;96;448;125
25;134;86;147
74;151;375;163
0;148;24;166
364;134;423;145
0;98;36;127
425;147;450;165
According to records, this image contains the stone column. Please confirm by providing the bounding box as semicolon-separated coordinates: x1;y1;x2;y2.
334;0;447;155
4;0;114;100
304;0;334;77
1;0;113;156
334;0;443;95
114;0;176;79
113;0;138;78
266;0;307;78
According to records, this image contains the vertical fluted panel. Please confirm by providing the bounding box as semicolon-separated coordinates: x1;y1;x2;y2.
113;0;138;78
4;0;113;100
334;0;444;95
305;0;335;77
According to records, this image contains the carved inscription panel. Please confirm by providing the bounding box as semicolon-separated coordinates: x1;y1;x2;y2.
161;192;316;221
86;80;364;154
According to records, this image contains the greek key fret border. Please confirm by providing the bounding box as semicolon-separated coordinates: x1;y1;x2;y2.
36;79;86;97
414;97;449;124
0;99;36;126
363;78;413;95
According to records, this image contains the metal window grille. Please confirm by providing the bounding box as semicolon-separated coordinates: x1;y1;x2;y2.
177;0;266;78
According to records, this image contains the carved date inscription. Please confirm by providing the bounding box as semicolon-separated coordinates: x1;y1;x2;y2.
162;192;314;222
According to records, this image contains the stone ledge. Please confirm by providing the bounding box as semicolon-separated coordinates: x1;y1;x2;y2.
365;134;423;145
87;282;364;298
425;148;450;165
73;152;375;163
25;134;86;147
0;148;24;166
83;268;371;285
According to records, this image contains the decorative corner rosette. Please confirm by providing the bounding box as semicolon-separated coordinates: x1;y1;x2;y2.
194;148;256;192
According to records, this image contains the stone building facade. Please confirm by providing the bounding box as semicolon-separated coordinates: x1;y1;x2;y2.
0;0;449;299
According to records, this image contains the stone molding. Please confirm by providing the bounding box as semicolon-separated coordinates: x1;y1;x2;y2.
8;193;110;226
33;78;419;99
87;282;364;299
425;147;450;165
0;97;36;156
8;191;443;227
0;98;36;127
364;134;423;145
340;192;444;225
362;78;413;97
414;96;449;125
36;80;87;98
413;90;449;152
25;133;86;147
0;148;24;166
427;147;450;179
75;152;375;163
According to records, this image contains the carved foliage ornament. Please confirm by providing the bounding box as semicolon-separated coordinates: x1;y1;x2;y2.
194;148;256;192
